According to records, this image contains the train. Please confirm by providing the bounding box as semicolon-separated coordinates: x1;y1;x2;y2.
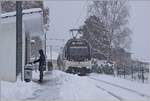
57;38;92;75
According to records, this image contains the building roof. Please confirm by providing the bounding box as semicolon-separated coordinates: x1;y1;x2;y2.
1;8;44;38
1;8;42;18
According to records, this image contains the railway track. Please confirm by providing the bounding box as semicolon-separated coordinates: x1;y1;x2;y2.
88;76;150;99
95;84;123;101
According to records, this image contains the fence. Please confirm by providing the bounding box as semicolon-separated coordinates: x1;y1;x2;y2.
91;63;149;83
115;64;149;83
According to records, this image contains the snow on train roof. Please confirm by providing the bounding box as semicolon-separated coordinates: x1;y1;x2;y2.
65;38;89;46
0;8;42;18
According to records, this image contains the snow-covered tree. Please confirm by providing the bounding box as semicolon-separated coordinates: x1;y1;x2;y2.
83;0;132;60
81;15;109;59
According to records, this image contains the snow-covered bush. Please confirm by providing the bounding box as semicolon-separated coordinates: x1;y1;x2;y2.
102;64;114;74
96;66;103;73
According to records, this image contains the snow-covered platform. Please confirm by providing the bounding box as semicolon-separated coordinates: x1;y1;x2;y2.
1;70;150;101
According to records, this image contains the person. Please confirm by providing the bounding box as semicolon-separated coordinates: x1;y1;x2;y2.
33;49;46;82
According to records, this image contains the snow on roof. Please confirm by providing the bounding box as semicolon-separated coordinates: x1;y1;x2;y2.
1;8;42;18
1;8;44;37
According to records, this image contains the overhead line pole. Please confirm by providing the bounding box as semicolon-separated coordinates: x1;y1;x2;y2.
0;2;2;101
45;33;46;57
16;1;23;80
50;45;52;62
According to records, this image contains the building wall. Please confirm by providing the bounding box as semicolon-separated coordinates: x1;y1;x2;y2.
111;48;132;66
0;8;44;81
0;22;17;82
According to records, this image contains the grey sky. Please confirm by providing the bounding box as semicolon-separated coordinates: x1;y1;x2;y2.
44;1;87;53
44;1;150;62
129;1;150;62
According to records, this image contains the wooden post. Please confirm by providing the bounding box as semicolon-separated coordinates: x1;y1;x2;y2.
131;65;133;79
124;65;125;79
142;66;144;83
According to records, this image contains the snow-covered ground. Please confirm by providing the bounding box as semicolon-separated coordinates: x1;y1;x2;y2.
1;70;150;101
88;73;150;101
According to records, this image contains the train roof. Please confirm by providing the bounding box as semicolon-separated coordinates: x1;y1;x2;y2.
66;38;88;44
64;38;90;48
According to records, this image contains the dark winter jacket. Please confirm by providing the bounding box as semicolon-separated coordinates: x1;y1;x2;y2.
34;54;46;71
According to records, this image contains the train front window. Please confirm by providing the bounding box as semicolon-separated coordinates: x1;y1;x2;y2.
69;46;89;58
